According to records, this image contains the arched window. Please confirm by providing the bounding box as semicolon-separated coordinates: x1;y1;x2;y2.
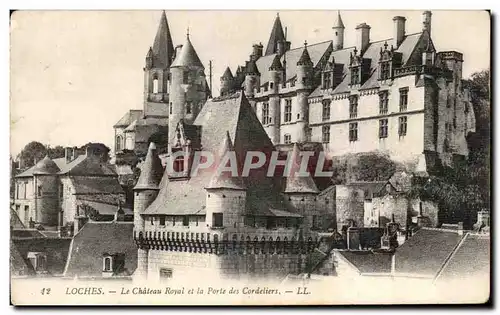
103;256;112;272
173;156;185;173
115;135;123;152
153;78;159;93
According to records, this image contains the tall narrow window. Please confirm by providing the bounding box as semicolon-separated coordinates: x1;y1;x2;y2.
169;102;172;115
183;71;189;84
183;216;189;226
37;186;42;197
379;91;389;114
380;62;391;80
186;102;192;114
322;99;331;121
284;134;292;144
262;102;270;125
173;156;184;173
103;257;112;272
351;67;360;85
284;99;292;122
115;135;122;152
379;119;389;138
399;88;408;112
160;216;166;226
349;123;358;142
213;213;223;227
152;78;159;93
322;126;330;143
349;96;358;119
399;116;408;137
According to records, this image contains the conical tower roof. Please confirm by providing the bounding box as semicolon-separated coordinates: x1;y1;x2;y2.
134;142;164;190
333;11;345;29
171;34;204;68
206;131;246;190
222;67;234;79
151;11;175;68
246;59;260;76
32;155;60;175
284;144;319;194
269;54;284;71
265;13;286;56
297;43;313;66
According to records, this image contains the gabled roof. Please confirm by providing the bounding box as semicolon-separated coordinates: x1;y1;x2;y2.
134;142;164;190
206;131;246;191
64;222;136;278
114;110;143;128
336;250;393;274
151;11;175;68
32;156;60;175
269;54;284;71
144;92;297;217
284;143;319;194
222;67;234;79
265;14;286;56
171;36;204;68
297;45;313;66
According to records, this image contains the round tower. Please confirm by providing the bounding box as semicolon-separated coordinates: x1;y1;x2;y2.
244;59;261;98
169;32;207;144
133;142;164;280
32;155;60;227
295;42;314;142
205;132;247;230
220;67;234;96
267;55;284;144
332;11;345;51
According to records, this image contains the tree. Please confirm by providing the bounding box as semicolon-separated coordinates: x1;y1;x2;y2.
17;141;47;169
47;145;66;159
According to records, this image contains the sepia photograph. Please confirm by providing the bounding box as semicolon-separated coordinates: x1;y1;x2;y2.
9;9;491;306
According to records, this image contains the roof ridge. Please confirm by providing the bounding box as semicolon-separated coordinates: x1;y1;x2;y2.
433;233;469;282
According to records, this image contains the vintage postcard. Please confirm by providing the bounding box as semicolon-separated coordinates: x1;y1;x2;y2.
9;9;491;306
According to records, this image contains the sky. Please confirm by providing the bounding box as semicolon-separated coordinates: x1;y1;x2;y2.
9;10;490;157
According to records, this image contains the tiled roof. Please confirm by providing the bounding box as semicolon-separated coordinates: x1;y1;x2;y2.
171;36;204;68
134;142;163;190
114;110;143;128
207;131;246;190
10;208;25;229
394;228;464;277
151;11;175;69
64;222;137;278
337;250;393;274
32;155;60;175
11;229;46;239
222;67;233;79
71;176;124;195
436;233;490;281
77;200;133;216
12;237;72;276
10;240;35;276
144;92;296;217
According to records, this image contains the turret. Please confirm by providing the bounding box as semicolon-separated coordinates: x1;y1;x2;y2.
31;155;60;227
265;13;286;56
266;55;284;144
205;131;246;229
133;142;163;233
220;67;234;96
295;42;313;142
143;11;175;118
284;144;319;230
332;11;345;51
244;59;260;98
168;31;207;144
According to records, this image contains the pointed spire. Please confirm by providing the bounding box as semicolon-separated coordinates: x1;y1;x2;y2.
134;142;164;190
269;54;283;71
171;34;204;68
333;10;345;29
207;131;246;190
146;47;153;58
222;67;234;79
265;13;286;56
151;10;175;68
284;144;319;194
297;43;313;66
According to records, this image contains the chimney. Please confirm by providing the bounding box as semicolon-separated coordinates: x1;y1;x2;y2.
65;147;74;163
276;40;284;56
252;43;263;60
393;16;406;48
422;11;432;36
355;23;371;54
174;45;183;60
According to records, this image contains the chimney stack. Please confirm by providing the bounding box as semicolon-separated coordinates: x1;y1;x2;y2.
65;147;74;163
174;44;183;60
393;16;406;48
355;23;371;54
252;43;263;60
422;11;432;36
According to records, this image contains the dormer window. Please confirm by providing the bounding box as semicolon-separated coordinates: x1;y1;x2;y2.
103;255;113;272
380;62;391;80
350;67;360;85
102;253;126;277
173;155;185;173
322;99;331;121
323;72;332;89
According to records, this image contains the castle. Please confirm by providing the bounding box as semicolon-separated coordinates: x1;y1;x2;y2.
221;11;476;171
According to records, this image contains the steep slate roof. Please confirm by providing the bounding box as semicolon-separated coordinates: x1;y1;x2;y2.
171;36;204;68
10;208;25;229
77;200;133;216
284;143;319;194
32;156;60;175
394;228;464;277
265;14;286;56
336;250;393;274
144;92;298;218
222;67;234;79
134;142;164;190
151;11;175;69
64;222;137;278
269;54;284;71
207;131;246;190
71;176;125;195
124;119;137;132
114;110;143;128
333;11;345;29
297;45;313;66
10;240;35;276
